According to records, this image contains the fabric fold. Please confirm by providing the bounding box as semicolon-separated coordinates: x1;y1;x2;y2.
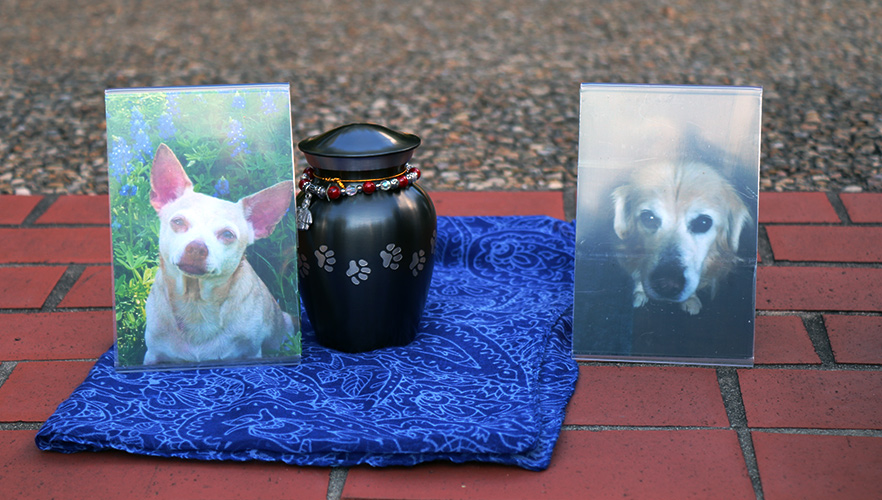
36;216;578;471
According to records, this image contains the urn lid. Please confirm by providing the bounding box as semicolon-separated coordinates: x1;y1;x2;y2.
298;123;421;171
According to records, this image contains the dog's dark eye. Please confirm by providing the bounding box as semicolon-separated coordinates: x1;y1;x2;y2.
689;215;713;234
639;210;660;231
218;229;237;244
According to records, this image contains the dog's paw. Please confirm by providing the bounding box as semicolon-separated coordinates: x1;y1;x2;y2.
633;290;649;308
680;295;702;315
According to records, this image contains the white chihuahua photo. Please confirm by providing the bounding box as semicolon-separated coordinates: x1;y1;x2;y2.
143;144;295;365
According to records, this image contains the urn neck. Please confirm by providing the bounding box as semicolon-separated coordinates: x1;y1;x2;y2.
314;165;407;182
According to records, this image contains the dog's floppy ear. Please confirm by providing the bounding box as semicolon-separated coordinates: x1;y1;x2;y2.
725;196;752;253
241;181;294;240
150;144;193;212
611;185;632;241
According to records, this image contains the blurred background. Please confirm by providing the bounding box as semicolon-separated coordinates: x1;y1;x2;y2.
1;0;879;195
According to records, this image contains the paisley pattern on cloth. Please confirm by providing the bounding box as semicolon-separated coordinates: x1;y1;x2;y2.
36;216;578;471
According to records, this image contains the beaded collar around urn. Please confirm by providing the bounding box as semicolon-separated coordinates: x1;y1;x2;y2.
296;123;422;230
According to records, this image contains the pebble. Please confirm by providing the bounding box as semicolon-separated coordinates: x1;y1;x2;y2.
0;0;880;194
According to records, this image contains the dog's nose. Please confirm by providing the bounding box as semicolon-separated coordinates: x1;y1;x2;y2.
184;241;208;260
649;260;686;299
177;241;209;275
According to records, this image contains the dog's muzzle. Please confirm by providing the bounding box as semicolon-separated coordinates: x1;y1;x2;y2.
177;241;209;276
648;256;686;301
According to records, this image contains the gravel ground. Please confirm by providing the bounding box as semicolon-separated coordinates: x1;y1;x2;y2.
1;0;880;195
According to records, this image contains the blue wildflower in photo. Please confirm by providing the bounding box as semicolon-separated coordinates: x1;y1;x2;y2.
165;94;181;117
129;107;145;130
158;111;176;140
119;184;138;197
109;136;134;181
213;177;230;197
130;107;153;163
261;92;278;115
232;93;246;109
226;118;251;158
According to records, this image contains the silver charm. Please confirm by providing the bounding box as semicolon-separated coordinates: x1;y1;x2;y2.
297;193;313;230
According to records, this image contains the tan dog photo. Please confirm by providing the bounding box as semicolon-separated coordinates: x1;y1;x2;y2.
611;161;751;315
144;144;295;364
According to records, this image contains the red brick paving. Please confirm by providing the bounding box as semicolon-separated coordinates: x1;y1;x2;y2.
0;195;42;224
739;369;882;429
840;192;882;223
58;266;113;308
35;195;110;225
0;266;66;309
756;267;882;312
0;361;94;421
766;226;882;262
753;432;882;500
754;315;819;365
0;228;111;264
431;190;566;219
565;365;728;427
343;430;754;500
0;311;114;360
824;315;882;364
758;192;840;223
1;192;880;499
0;431;331;500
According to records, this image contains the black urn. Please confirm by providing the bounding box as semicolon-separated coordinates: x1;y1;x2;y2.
295;123;436;352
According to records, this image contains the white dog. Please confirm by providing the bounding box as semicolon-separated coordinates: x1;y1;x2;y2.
143;144;295;364
611;161;751;315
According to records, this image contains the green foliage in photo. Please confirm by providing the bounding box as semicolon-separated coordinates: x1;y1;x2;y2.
105;85;301;367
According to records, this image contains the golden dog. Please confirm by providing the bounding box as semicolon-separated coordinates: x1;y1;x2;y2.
611;161;751;315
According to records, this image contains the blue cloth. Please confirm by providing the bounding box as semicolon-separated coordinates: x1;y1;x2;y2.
36;216;578;471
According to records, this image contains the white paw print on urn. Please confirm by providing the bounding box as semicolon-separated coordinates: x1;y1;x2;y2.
410;250;427;277
346;259;371;285
315;245;336;272
380;243;404;270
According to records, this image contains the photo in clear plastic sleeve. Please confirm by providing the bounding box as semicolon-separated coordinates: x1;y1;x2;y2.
573;84;761;366
105;84;301;371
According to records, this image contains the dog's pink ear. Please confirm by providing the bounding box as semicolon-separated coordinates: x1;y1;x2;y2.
241;181;294;239
611;185;631;240
150;144;193;212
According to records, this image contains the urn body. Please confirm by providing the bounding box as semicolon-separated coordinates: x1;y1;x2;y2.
296;124;436;352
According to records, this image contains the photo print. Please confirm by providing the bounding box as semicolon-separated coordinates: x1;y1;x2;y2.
105;84;301;371
573;83;761;366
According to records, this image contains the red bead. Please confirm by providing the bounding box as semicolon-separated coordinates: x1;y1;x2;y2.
412;167;421;180
304;167;315;178
397;175;408;188
298;178;308;190
327;185;341;200
362;181;376;194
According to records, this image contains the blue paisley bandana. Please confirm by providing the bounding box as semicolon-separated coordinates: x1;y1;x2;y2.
36;216;578;471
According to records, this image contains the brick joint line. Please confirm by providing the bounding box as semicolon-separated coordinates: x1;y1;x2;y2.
803;313;837;366
717;367;765;499
757;224;775;264
0;361;17;392
42;264;87;311
19;195;57;226
827;192;853;225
